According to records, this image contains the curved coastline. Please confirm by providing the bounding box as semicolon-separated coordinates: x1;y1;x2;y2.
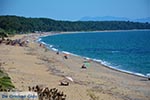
37;31;148;78
1;32;149;100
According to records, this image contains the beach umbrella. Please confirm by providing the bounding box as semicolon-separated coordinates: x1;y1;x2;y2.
84;61;90;67
85;62;90;67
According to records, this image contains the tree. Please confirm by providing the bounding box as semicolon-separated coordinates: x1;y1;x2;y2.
0;28;8;40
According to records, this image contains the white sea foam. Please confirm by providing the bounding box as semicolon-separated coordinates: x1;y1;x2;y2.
41;42;46;45
46;44;53;49
51;48;58;51
37;38;41;42
117;69;146;77
92;58;146;77
61;51;81;57
36;38;42;43
49;45;53;48
62;51;72;55
92;59;102;63
146;73;150;78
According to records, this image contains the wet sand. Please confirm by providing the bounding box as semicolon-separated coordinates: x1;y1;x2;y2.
0;33;149;100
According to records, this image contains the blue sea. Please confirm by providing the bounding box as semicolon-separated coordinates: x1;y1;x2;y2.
39;30;150;77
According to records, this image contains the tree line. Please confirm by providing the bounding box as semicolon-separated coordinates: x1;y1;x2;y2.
0;15;150;36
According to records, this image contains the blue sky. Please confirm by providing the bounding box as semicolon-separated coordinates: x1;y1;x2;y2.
0;0;150;21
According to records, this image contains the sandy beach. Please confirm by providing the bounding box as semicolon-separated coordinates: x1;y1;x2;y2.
0;33;150;100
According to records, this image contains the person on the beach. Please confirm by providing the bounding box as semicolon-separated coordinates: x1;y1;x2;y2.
64;54;68;59
39;43;42;47
56;51;59;55
81;64;86;69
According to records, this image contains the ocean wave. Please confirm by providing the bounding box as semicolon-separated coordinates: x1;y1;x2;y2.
62;51;72;54
86;58;147;77
51;48;58;51
49;45;53;48
146;73;150;77
41;42;47;45
117;69;146;77
37;38;42;42
84;57;91;60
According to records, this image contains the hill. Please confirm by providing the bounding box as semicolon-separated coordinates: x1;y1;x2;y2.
0;15;150;35
80;16;150;23
80;16;129;21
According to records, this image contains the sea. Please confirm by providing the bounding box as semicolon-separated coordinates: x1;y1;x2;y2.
39;30;150;77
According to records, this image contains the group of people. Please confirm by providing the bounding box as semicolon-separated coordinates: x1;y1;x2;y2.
0;38;28;47
56;51;68;59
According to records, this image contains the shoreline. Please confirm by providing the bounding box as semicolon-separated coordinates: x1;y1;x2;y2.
60;29;150;34
38;31;148;78
0;32;150;100
40;29;150;37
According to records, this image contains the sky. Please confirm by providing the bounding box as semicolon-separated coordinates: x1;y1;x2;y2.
0;0;150;21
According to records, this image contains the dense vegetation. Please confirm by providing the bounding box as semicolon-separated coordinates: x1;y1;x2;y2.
0;70;15;90
0;15;150;36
